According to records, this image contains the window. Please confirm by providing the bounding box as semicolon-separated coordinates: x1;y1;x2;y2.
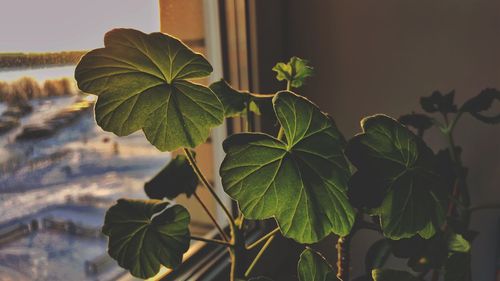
0;1;231;280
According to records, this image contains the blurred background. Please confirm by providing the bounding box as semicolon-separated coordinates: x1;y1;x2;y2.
0;0;498;280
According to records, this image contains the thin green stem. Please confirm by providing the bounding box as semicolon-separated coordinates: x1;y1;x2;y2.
244;234;276;277
245;101;252;132
183;148;235;225
277;127;284;140
192;191;229;241
286;80;292;91
190;236;232;246
245;227;280;250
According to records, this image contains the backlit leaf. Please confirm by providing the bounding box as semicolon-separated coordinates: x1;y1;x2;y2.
298;248;338;281
272;57;313;89
448;233;471;253
144;153;198;200
75;28;224;151
102;199;190;278
220;91;354;243
345;115;444;239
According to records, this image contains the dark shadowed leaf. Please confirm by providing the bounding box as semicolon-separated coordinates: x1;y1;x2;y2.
209;79;261;117
444;253;471;281
420;90;457;114
365;239;392;275
144;154;198;200
389;235;426;258
272;57;313;89
298;248;338;281
407;233;448;272
348;170;387;210
75;28;224;151
398;112;434;137
102;199;190;278
460;88;500;124
345;115;444;239
220;91;354;243
372;269;419;281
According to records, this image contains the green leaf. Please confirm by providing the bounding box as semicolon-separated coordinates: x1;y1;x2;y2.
272;57;313;89
444;253;471;281
345;115;444;239
389;235;426;258
420;90;457;114
220;91;354;243
365;239;392;275
298;248;338;281
460;88;500;124
209;79;261;117
144;154;198;200
102;199;190;278
75;28;224;151
372;269;419;281
448;233;471;253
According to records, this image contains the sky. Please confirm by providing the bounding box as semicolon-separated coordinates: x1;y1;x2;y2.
0;0;159;52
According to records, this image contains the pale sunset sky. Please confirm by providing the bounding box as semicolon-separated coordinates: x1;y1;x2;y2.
0;0;159;52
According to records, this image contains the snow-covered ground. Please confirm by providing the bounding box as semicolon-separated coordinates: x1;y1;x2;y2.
0;94;170;280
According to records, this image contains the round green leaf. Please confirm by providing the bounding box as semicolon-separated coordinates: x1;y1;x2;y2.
144;154;199;200
345;115;444;239
75;28;224;151
298;248;338;281
220;91;354;243
102;199;190;279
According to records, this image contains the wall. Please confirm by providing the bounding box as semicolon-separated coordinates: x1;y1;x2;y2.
256;0;500;280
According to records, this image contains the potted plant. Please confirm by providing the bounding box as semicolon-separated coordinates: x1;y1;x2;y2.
74;28;500;281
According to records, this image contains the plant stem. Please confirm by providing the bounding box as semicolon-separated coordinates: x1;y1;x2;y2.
286;80;292;91
192;191;229;241
277;127;284;140
190;236;232;246
245;101;253;132
244;234;276;277
183;148;235;225
246;227;280;250
336;236;351;281
229;224;246;281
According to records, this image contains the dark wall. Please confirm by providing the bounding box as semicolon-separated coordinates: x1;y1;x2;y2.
253;0;500;280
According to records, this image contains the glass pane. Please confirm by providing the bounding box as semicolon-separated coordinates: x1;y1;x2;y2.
0;1;222;280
